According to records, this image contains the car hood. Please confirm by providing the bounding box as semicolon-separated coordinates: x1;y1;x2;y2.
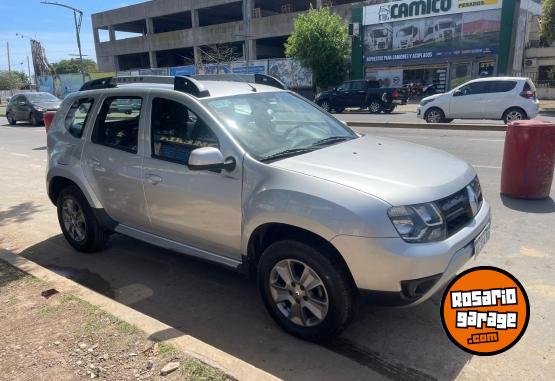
271;135;475;206
421;93;444;103
34;101;61;110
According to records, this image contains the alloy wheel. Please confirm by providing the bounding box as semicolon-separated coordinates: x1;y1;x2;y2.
269;259;329;327
320;101;331;112
505;110;523;123
426;109;442;123
61;198;87;242
369;101;381;113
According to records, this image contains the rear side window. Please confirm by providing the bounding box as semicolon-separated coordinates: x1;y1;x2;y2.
523;81;536;92
349;81;366;90
487;81;517;93
92;96;142;153
367;81;380;88
64;98;94;138
151;97;218;164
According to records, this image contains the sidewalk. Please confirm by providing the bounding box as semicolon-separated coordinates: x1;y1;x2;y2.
0;260;231;381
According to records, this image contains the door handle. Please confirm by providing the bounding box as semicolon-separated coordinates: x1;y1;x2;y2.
145;174;162;185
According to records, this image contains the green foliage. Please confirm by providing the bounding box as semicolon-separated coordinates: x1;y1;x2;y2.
285;6;350;89
541;0;555;44
0;71;25;90
51;58;98;74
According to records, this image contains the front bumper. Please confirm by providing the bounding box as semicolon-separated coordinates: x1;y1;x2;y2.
331;200;491;306
416;106;423;118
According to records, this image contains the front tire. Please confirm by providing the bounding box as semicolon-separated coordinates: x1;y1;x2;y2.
503;107;527;124
319;100;331;112
30;113;39;126
257;240;356;342
424;107;445;123
6;113;16;125
382;104;396;114
57;186;109;253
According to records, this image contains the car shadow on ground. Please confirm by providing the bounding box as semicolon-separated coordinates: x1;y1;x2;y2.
501;195;555;213
1;122;44;128
20;234;470;380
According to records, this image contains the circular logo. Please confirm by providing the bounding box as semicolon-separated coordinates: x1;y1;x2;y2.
440;266;530;356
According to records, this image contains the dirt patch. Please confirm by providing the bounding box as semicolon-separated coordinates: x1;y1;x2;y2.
0;260;232;381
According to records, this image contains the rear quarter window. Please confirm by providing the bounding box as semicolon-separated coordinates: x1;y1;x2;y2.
64;98;94;138
488;81;517;93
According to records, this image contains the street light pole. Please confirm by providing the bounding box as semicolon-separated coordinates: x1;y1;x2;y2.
40;1;86;84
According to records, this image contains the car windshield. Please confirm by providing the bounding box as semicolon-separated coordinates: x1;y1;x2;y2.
26;93;59;102
202;92;357;160
439;22;453;29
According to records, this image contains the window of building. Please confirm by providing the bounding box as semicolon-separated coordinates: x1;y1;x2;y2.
65;98;94;138
151;98;218;164
93;97;142;153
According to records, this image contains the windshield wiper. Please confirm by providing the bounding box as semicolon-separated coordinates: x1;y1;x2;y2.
260;148;315;162
310;136;355;147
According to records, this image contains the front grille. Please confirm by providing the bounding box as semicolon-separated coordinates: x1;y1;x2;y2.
435;177;483;237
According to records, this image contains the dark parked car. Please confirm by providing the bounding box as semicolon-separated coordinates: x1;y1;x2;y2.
6;92;61;126
315;80;407;114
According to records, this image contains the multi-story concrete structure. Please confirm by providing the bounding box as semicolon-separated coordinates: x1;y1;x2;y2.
92;0;369;72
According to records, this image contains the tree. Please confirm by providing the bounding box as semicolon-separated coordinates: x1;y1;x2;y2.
541;0;555;45
51;58;98;74
285;6;350;89
198;44;240;73
0;71;24;90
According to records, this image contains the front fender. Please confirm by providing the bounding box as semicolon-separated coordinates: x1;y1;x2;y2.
241;155;397;254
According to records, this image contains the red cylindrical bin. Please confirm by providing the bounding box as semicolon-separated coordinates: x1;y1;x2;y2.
43;111;56;132
501;120;555;199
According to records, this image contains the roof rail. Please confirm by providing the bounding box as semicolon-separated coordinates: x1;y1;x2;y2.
192;74;287;89
79;75;211;98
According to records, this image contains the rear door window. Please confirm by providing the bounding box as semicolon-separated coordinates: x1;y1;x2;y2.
458;82;488;95
64;98;94;138
92;96;142;153
487;81;517;93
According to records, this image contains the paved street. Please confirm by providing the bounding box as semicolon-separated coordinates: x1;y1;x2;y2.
333;104;555;125
0;117;554;380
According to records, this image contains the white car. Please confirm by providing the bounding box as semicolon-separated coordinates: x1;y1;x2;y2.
417;77;539;124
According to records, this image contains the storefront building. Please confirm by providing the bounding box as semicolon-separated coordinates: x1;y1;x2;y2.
350;0;540;91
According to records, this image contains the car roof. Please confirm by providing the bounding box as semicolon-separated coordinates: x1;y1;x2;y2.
469;77;529;82
77;75;287;100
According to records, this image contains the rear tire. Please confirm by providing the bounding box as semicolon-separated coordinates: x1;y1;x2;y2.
6;113;16;125
257;240;356;342
57;186;109;253
368;100;382;114
503;107;527;124
424;107;445;123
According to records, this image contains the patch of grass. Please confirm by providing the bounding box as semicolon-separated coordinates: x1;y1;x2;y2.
20;275;43;285
39;305;61;315
180;358;229;381
157;342;179;359
84;318;101;335
115;319;138;335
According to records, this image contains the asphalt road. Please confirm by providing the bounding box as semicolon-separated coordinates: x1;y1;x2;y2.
0;118;554;380
332;106;555;125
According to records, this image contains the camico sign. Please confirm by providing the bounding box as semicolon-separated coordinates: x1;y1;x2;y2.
363;0;502;25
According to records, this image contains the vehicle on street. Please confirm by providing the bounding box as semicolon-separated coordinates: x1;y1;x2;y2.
47;74;491;341
417;77;539;124
6;92;61;126
315;79;407;114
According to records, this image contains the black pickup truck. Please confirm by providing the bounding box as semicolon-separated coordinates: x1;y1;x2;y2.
314;80;407;114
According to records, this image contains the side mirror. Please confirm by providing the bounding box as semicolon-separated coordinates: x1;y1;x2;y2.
188;147;236;172
19;101;27;106
453;90;463;97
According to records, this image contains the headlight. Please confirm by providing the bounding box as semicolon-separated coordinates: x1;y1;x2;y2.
388;203;446;243
420;98;434;107
35;106;46;112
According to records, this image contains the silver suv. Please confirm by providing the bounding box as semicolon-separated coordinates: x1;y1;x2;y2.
47;75;491;341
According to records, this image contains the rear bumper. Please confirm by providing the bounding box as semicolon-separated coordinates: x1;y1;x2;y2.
332;200;491;306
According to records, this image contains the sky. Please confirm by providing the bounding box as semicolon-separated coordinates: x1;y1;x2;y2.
0;0;146;75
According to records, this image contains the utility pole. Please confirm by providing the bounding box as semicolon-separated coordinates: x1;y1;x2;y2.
40;2;86;84
7;42;13;95
26;56;32;88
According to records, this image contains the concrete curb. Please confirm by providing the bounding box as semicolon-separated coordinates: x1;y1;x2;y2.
346;121;507;131
0;249;281;381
